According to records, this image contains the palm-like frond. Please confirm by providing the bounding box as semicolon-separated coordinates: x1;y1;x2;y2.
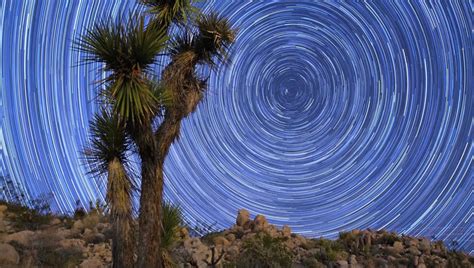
195;12;237;67
83;109;130;176
161;201;183;250
169;29;196;59
77;15;168;123
140;0;200;27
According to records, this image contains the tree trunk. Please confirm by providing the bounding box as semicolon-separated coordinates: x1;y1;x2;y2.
108;159;134;268
137;158;163;268
136;111;182;268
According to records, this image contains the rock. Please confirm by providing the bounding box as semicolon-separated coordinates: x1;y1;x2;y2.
5;230;35;246
374;257;389;268
418;255;425;264
405;237;419;247
0;205;7;213
59;239;86;253
0;243;20;265
50;218;61;225
418;238;431;254
413;256;419;266
385;246;400;256
254;214;268;226
225;233;236;242
336;260;349;268
183;237;211;267
0;221;5;233
72;219;84;231
236;209;250;227
417;264;426;268
361;230;372;248
253;214;269;232
282;225;291;237
408;246;421;256
226;245;240;260
82;213;100;229
393;241;404;253
180;227;189;239
213;236;230;247
79;257;104;268
349;254;357;264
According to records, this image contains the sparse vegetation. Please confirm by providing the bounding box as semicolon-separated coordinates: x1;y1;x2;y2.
236;232;293;268
0;194;53;230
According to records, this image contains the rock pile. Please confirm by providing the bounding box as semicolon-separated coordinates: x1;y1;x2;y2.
0;204;112;267
0;204;472;268
172;209;472;268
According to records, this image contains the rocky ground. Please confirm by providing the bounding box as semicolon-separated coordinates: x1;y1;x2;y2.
0;202;472;267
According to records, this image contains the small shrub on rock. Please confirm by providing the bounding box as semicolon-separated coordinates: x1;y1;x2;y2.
236;232;293;268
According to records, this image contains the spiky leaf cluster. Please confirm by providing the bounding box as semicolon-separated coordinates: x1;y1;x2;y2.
195;12;236;67
161;201;184;250
140;0;199;27
77;16;168;123
83;110;130;177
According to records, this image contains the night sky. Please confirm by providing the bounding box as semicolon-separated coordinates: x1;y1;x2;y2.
0;1;472;252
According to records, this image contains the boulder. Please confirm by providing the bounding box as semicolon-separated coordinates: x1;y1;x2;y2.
408;246;421;256
336;260;349;268
59;239;86;253
79;257;104;268
393;241;404;253
0;243;20;265
50;218;61;225
236;209;250;227
418;238;431;254
183;237;211;267
213;236;230;247
253;214;269;232
72;219;84;231
349;254;357;264
0;205;7;222
225;233;236;242
180;227;189;239
282;225;292;237
5;230;35;247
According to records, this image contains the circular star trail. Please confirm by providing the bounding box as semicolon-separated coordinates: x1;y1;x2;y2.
0;1;472;252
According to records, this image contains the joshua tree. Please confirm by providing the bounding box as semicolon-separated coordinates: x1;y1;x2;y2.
84;110;135;268
78;1;236;267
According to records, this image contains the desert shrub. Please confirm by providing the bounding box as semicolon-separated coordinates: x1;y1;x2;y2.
37;247;84;267
307;238;346;264
201;230;225;245
160;202;186;268
310;238;345;252
73;207;87;220
236;232;293;268
338;231;359;244
185;218;221;237
375;232;400;245
3;194;53;230
302;257;326;268
445;251;472;268
161;201;184;250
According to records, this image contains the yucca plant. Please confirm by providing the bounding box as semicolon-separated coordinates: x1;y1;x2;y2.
77;15;167;124
160;202;184;267
78;2;236;267
140;0;200;28
83;110;135;268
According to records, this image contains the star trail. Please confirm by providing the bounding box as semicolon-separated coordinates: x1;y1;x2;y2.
0;1;472;253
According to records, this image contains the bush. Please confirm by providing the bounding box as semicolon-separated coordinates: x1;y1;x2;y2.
1;194;53;230
375;232;400;245
236;232;293;268
161;201;184;250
